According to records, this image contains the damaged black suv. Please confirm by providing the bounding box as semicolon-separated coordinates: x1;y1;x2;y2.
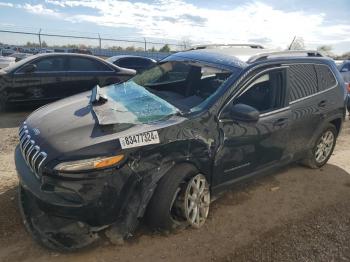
15;47;347;251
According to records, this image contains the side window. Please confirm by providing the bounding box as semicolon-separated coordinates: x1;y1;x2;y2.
235;70;285;113
117;58;153;69
288;64;317;102
117;58;138;69
69;57;111;71
135;58;154;68
159;62;190;82
315;64;337;91
21;57;65;72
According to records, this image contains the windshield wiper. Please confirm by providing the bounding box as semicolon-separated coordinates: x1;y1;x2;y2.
90;85;108;105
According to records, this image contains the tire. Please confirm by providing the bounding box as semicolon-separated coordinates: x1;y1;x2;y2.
301;123;337;169
145;164;210;232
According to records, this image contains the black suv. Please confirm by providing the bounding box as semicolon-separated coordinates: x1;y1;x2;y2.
15;48;347;251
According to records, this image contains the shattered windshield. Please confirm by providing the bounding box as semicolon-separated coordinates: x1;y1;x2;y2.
98;60;233;125
131;61;233;112
100;81;178;125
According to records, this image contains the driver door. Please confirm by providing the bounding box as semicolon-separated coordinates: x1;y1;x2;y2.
212;67;292;188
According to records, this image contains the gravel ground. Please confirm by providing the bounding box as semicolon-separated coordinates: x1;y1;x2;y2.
0;109;349;262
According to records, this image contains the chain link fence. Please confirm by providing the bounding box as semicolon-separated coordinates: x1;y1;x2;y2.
0;26;188;60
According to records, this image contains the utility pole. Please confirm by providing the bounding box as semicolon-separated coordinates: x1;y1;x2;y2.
98;33;101;50
144;37;147;51
38;28;42;49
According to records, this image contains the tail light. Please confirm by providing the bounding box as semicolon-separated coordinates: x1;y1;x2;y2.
347;82;350;93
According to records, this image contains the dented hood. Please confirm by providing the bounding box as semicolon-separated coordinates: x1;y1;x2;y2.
25;91;130;160
25;87;183;161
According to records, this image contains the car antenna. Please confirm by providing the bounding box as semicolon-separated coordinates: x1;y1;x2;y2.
288;36;296;50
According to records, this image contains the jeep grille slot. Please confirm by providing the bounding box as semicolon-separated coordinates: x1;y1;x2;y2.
18;123;47;179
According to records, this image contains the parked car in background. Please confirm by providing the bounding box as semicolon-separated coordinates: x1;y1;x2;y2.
106;55;157;73
68;48;93;55
335;60;350;116
346;82;350;116
39;49;55;54
54;48;66;53
0;53;135;110
337;60;350;82
0;48;15;56
15;47;346;251
0;55;15;69
8;52;32;62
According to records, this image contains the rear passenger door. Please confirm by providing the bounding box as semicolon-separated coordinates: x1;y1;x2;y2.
13;56;68;101
287;63;337;155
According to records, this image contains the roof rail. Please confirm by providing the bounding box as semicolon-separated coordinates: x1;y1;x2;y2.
247;50;323;63
189;43;264;50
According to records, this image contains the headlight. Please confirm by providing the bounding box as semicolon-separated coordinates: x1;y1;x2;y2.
54;155;125;172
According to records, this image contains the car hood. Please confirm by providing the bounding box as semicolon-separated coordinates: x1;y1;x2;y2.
24;91;185;162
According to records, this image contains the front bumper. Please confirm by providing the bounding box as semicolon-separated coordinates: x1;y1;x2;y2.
15;145;142;250
15;145;136;227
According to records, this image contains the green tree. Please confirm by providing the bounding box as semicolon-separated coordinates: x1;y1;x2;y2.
125;46;136;51
159;44;171;52
148;46;156;52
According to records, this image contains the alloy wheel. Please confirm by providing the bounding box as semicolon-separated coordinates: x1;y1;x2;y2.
315;130;334;163
181;174;210;228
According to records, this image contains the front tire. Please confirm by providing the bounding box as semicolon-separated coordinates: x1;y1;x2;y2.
301;124;337;169
145;164;210;232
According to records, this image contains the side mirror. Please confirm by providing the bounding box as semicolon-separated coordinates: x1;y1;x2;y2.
221;103;260;122
341;67;349;73
22;64;37;74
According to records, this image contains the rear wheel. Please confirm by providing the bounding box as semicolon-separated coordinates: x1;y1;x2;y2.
145;165;210;231
301;124;337;168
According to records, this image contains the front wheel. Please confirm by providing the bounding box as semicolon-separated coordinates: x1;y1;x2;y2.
145;165;210;231
301;124;337;168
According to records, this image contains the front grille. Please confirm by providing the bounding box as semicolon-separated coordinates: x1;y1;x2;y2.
19;122;47;179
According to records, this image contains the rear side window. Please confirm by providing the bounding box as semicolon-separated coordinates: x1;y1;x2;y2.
288;64;318;102
117;58;153;69
26;57;65;72
68;57;111;71
315;64;337;91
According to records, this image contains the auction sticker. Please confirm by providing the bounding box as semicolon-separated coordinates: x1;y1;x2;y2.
119;131;160;149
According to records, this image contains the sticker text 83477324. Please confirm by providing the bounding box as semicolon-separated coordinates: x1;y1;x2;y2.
119;131;160;149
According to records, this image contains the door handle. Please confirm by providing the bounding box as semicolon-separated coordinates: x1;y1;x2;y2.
273;118;288;127
318;100;327;108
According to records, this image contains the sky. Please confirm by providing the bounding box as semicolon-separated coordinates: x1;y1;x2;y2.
0;0;349;54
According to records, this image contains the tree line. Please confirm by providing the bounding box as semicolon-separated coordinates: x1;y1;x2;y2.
24;41;172;52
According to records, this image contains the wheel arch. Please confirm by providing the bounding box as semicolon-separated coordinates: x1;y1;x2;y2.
329;117;342;136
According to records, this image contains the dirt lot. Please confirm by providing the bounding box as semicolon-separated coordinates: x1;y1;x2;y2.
0;110;349;262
